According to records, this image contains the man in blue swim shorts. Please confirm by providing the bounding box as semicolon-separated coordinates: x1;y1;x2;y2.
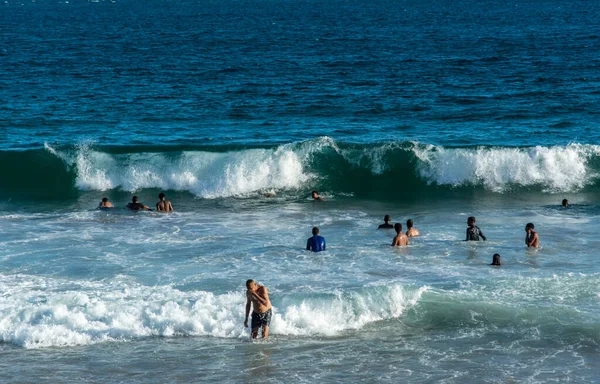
244;279;272;339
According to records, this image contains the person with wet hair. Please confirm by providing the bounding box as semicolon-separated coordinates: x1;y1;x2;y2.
98;197;114;209
465;216;486;241
392;223;408;246
306;227;326;252
244;279;272;339
490;253;502;266
406;219;420;237
525;223;539;248
378;215;394;229
311;190;324;201
562;199;569;207
156;192;173;212
126;196;152;211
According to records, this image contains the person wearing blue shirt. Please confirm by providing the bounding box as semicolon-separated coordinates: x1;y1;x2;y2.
306;227;326;252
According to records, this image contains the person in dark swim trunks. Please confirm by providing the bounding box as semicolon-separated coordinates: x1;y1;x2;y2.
126;196;152;211
244;279;272;339
306;227;326;252
378;215;394;229
465;216;486;241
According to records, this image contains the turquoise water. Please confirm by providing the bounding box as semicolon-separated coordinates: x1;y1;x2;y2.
2;0;600;382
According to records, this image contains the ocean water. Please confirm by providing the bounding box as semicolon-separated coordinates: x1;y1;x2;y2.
2;0;600;383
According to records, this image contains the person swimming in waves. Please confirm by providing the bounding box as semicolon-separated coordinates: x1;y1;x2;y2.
525;223;539;248
465;216;486;241
311;190;324;201
406;219;420;237
306;227;326;252
490;253;502;266
562;199;569;207
244;279;272;339
126;196;152;211
392;223;408;246
98;197;114;209
378;215;394;229
156;192;173;212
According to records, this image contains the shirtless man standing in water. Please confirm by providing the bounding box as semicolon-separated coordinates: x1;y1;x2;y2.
392;223;409;246
156;193;173;212
244;279;272;339
525;223;539;248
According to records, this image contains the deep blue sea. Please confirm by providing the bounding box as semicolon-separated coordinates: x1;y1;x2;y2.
2;0;600;382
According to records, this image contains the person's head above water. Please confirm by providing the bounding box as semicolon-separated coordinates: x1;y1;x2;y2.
394;223;402;233
312;226;320;236
467;216;476;226
491;253;502;266
525;223;535;232
102;197;109;203
311;190;319;199
562;199;568;207
246;279;256;290
158;192;165;200
384;215;391;223
132;196;139;203
407;219;414;228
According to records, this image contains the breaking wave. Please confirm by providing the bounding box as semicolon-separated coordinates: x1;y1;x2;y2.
1;137;599;199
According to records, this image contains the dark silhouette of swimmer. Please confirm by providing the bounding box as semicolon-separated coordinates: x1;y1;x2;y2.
562;199;569;207
98;197;114;209
126;196;152;211
378;215;394;229
491;253;502;266
311;190;324;201
306;227;326;252
465;216;486;241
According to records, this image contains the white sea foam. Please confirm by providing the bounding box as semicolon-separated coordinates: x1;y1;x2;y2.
45;143;312;198
44;139;600;195
0;275;424;349
413;143;600;192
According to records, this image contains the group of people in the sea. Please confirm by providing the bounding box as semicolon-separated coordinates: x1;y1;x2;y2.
244;194;562;340
97;189;563;340
98;193;174;212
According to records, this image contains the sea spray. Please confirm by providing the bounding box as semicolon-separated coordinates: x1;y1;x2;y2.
2;139;600;199
0;274;425;348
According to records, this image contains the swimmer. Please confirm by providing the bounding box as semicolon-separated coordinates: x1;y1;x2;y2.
311;190;324;201
244;279;272;339
525;223;539;248
490;253;502;266
306;226;326;252
562;199;569;207
126;196;152;211
392;223;408;246
156;192;173;212
406;219;420;237
98;197;113;209
465;216;486;241
263;191;276;198
378;215;394;229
